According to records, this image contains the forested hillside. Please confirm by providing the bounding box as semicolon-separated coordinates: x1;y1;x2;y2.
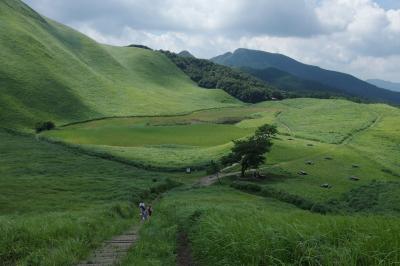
163;51;284;103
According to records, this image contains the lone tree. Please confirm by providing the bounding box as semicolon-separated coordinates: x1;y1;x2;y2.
221;124;277;177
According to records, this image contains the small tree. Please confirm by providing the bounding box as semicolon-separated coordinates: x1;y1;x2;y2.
255;124;278;139
221;124;277;177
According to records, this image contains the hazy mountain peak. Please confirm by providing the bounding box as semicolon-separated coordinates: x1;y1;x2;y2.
178;50;195;58
367;79;400;92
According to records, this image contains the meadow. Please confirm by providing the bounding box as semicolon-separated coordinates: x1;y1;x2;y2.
1;2;400;265
0;130;181;265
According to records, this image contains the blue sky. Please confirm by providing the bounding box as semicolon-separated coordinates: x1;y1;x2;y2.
377;0;400;9
23;0;400;82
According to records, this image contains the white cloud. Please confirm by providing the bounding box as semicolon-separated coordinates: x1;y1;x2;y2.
23;0;400;82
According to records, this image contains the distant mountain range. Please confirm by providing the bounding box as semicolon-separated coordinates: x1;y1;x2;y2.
367;79;400;93
212;48;400;105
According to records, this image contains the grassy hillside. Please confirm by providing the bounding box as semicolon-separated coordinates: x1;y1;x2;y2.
0;130;181;265
0;0;238;130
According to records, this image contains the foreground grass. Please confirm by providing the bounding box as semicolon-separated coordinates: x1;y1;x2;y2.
124;186;400;265
0;130;178;265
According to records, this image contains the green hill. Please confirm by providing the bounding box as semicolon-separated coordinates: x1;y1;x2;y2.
0;0;238;130
212;48;400;105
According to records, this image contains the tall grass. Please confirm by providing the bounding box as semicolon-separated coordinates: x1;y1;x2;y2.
0;204;134;266
190;202;400;265
124;186;400;265
0;131;181;264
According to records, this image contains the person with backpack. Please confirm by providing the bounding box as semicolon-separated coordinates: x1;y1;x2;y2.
139;202;146;221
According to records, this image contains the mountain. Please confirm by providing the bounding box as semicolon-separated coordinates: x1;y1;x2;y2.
367;79;400;92
212;48;400;105
239;67;347;99
0;0;238;130
178;50;195;58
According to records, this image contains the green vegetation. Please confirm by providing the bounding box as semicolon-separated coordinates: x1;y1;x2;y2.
163;51;282;103
35;121;55;133
241;66;354;100
45;123;252;147
0;130;179;265
221;124;276;177
0;0;238;130
1;1;400;265
211;48;400;105
124;186;400;265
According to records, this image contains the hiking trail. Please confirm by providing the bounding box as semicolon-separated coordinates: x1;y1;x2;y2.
76;171;232;266
77;227;138;266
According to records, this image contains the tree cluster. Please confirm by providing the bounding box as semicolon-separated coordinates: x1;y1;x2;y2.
162;51;285;103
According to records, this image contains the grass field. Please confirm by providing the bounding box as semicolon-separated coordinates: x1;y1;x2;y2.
0;130;181;265
124;186;400;265
42;99;400;177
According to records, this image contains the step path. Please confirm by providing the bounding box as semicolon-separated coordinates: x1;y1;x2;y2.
76;227;138;266
76;171;229;266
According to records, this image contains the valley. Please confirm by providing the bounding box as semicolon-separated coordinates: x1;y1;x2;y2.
1;1;400;265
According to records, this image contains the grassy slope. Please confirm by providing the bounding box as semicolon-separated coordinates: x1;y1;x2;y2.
0;0;238;130
0;130;180;265
124;186;400;265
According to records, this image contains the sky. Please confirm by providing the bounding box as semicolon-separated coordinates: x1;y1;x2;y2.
23;0;400;82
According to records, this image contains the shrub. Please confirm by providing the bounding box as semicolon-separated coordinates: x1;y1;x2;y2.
35;121;55;133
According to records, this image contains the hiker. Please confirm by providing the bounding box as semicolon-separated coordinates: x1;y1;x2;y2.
139;202;147;221
147;205;153;217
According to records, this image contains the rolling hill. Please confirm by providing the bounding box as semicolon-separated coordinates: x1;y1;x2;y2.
212;48;400;105
367;79;400;92
0;0;238;130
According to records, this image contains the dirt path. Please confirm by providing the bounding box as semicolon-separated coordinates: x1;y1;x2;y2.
195;172;240;187
77;227;138;266
176;231;195;266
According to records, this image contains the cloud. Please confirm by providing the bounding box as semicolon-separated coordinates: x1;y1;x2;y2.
22;0;400;82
